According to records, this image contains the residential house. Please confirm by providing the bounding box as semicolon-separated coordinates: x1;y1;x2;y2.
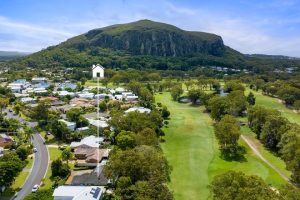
74;148;109;167
20;97;36;104
87;119;109;130
70;136;104;149
57;91;76;98
92;64;104;79
125;107;151;114
53;186;104;200
125;95;138;101
76;92;94;99
0;134;13;148
94;93;113;100
66;162;109;186
32;77;49;88
59;119;76;131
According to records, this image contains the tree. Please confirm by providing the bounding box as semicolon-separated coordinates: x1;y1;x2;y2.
16;145;30;161
139;88;154;108
261;114;289;151
62;147;73;165
211;171;277;200
214;115;243;159
247;92;256;106
66;108;81;123
161;106;170;119
208;96;230;121
224;80;245;93
279;184;300;200
0;97;9;113
136;128;159;147
170;84;183;101
227;90;247;116
104;146;171;184
51;159;70;178
0;152;24;187
116;131;136;150
248;106;278;139
279;124;300;169
99;101;107;112
184;80;194;91
24;189;53;200
188;89;204;104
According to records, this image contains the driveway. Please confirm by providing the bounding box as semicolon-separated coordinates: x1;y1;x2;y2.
14;133;48;200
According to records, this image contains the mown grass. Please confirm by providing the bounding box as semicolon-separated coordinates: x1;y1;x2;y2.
41;147;62;189
245;88;300;125
156;92;289;200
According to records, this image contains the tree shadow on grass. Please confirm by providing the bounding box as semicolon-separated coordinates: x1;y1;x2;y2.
219;146;247;163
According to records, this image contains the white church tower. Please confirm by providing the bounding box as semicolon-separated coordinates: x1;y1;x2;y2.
92;64;104;79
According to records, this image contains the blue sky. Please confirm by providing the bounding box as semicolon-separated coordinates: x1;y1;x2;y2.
1;0;300;56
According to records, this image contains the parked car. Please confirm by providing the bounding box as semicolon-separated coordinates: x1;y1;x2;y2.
33;148;37;153
32;184;39;193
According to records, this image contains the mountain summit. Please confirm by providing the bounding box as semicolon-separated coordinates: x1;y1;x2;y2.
61;19;225;57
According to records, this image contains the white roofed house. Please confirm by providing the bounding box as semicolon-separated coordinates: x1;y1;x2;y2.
70;135;104;149
20;97;36;104
53;186;104;200
76;92;95;99
92;64;104;79
58;119;76;131
125;107;151;114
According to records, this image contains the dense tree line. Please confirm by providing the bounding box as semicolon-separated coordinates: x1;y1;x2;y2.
211;171;300;200
105;101;172;199
248;106;300;184
0;152;27;190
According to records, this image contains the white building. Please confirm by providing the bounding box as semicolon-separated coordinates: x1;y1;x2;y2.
57;91;76;98
125;107;151;114
53;186;104;200
76;92;94;99
58;119;76;131
70;135;104;149
92;64;104;79
20;97;36;104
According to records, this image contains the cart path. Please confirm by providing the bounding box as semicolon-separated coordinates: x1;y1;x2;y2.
241;135;291;183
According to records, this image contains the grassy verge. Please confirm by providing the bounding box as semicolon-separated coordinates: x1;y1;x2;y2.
41;147;62;189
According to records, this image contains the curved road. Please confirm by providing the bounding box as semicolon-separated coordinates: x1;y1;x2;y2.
241;135;291;183
14;133;49;200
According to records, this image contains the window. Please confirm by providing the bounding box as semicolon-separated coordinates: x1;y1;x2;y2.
97;72;100;77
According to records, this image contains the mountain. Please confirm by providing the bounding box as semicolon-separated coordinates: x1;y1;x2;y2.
2;20;300;73
0;51;30;61
61;19;225;57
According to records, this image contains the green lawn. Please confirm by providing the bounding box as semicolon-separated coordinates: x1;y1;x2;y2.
245;88;300;125
42;147;62;188
156;92;289;200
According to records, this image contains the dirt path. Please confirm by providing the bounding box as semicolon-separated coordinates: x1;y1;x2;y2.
241;135;291;184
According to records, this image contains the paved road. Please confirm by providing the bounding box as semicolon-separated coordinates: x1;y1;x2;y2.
14;133;48;200
241;135;291;183
3;108;48;199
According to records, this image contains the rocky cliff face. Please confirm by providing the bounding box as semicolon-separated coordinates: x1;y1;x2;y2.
62;20;225;57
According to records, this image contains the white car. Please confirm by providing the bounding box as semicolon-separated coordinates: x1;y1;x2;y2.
32;184;39;193
33;148;37;153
